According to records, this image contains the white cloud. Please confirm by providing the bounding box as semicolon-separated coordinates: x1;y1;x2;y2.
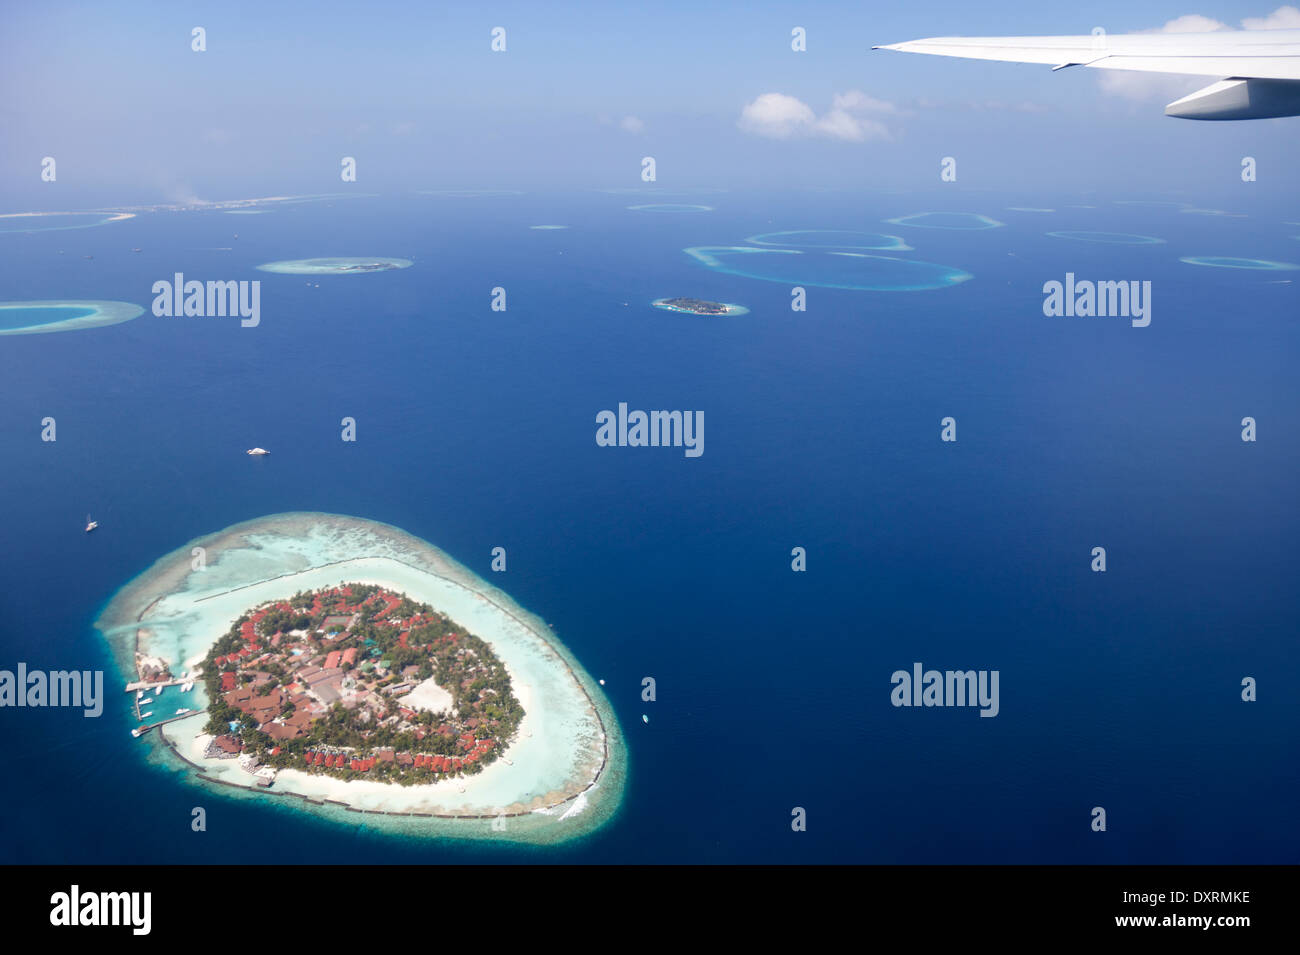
1155;14;1230;32
738;93;818;138
1098;7;1299;102
738;90;896;141
830;90;897;114
1241;4;1300;28
619;115;645;134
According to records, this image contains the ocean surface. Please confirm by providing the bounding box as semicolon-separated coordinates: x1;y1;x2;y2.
0;191;1296;863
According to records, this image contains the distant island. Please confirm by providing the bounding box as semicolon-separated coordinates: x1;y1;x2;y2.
255;257;413;275
652;297;749;316
203;583;524;785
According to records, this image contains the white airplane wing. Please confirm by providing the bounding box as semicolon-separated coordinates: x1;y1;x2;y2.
874;29;1300;119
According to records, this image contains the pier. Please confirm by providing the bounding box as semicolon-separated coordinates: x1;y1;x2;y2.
132;709;203;736
124;675;196;693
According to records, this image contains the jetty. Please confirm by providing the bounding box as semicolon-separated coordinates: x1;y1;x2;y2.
124;674;197;693
131;709;203;737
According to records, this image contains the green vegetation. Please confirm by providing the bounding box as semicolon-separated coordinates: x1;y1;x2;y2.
199;583;525;783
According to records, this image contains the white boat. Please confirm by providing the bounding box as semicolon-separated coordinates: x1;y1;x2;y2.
641;714;649;724
155;685;164;696
140;711;153;719
181;682;194;692
138;698;153;705
130;727;144;738
135;690;143;700
175;708;190;715
85;514;98;532
246;447;270;456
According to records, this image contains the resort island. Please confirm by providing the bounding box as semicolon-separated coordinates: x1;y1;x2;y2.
652;296;749;316
95;513;624;843
203;583;525;784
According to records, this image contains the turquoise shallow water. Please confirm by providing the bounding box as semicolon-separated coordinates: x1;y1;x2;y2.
746;230;911;251
1048;231;1166;245
0;306;97;330
627;203;712;213
1180;255;1300;270
885;212;1003;230
0;300;144;335
684;245;972;291
0;213;123;233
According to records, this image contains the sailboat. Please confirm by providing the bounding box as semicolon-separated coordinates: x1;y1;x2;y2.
85;514;98;532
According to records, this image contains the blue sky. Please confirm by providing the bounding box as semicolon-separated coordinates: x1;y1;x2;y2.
1;1;1296;206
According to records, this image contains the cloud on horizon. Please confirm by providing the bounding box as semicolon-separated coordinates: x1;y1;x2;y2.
738;91;896;142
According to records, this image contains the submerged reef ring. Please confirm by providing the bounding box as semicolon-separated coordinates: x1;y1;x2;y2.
255;257;413;275
0;210;134;233
626;203;713;213
93;512;624;845
1047;231;1166;245
685;245;971;292
417;189;524;198
745;230;912;251
884;212;1003;230
1179;256;1300;271
0;300;145;336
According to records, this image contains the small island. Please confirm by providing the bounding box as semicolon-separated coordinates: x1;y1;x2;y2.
255;257;413;275
203;583;525;785
94;513;624;844
652;296;749;316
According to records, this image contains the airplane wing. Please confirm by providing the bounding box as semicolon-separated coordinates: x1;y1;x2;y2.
873;29;1300;119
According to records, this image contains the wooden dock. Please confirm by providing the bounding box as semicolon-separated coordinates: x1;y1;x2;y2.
133;709;203;736
125;675;197;693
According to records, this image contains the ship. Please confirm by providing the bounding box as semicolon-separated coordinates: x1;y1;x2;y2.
85;514;98;532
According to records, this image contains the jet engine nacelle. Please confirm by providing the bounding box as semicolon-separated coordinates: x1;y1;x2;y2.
1166;78;1300;120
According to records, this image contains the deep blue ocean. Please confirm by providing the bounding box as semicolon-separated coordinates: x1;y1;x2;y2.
0;191;1296;863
